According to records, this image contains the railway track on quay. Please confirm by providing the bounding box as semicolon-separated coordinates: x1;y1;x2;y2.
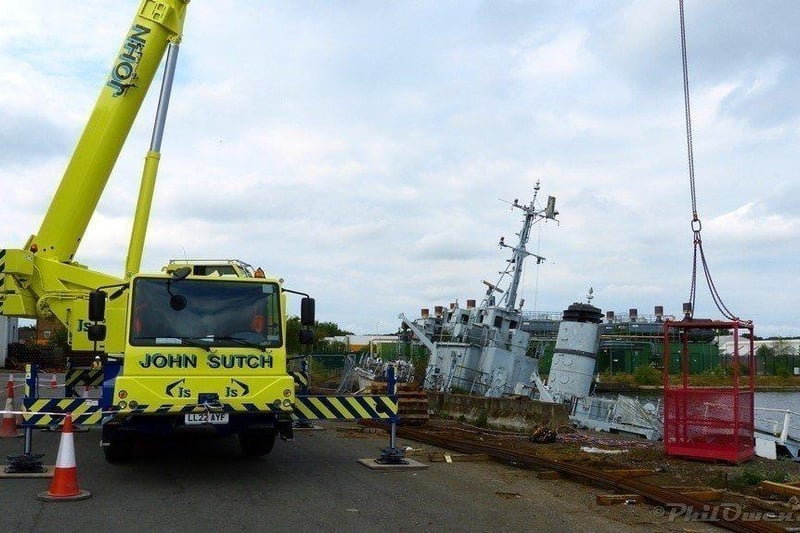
363;421;789;533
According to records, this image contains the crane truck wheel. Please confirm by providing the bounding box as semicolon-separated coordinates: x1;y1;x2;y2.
238;429;276;456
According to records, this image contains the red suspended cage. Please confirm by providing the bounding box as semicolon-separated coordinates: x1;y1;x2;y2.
662;319;755;464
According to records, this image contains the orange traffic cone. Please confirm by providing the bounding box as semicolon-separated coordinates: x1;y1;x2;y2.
37;413;91;501
1;378;21;438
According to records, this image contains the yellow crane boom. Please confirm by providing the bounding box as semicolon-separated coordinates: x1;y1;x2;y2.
1;1;189;352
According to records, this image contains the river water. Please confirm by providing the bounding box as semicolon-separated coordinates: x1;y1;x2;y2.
631;391;799;411
631;390;800;434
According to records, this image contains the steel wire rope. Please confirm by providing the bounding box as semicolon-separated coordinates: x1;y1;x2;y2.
678;0;738;321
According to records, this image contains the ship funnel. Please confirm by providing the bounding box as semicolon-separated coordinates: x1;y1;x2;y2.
435;306;443;318
421;308;429;318
606;311;615;323
654;305;664;322
682;302;693;318
467;299;476;309
449;302;456;310
562;303;603;324
548;303;602;402
629;308;638;322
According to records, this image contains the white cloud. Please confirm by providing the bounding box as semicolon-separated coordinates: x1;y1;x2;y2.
707;202;800;245
515;29;593;81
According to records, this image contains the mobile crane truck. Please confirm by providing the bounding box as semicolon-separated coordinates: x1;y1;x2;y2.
0;1;397;463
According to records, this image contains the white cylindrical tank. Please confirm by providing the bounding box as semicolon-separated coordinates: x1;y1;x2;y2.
546;303;602;402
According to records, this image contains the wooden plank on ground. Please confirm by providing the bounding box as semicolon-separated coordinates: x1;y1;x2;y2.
758;481;800;497
744;495;796;513
428;453;489;463
401;448;426;457
662;486;723;502
596;494;642;506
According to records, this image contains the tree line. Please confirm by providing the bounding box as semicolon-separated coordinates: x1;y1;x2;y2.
286;316;353;355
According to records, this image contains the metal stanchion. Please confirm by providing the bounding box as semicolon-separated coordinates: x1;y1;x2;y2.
293;358;314;429
376;364;407;465
300;360;309;392
6;364;45;474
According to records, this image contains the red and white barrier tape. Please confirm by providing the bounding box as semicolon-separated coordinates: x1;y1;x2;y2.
1;407;119;417
2;401;225;418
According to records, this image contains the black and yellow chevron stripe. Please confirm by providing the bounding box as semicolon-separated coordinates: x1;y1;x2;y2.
0;249;6;314
123;403;286;415
294;395;398;421
290;370;308;389
66;368;104;388
21;395;398;426
22;399;103;426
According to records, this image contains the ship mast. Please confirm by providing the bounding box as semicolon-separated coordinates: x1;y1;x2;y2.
498;181;558;312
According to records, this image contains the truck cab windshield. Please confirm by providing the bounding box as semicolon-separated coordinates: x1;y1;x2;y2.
129;277;282;349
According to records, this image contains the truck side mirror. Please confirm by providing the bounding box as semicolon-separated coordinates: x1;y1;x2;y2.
87;323;107;342
299;329;314;345
301;297;315;327
88;290;107;322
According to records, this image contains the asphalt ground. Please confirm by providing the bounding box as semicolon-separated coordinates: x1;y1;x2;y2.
1;373;711;532
0;424;639;533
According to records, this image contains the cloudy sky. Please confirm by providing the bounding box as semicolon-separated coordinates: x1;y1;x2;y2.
1;1;798;337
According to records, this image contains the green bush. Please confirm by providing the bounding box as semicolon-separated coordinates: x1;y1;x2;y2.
701;365;730;378
776;364;792;378
727;467;789;492
632;365;662;386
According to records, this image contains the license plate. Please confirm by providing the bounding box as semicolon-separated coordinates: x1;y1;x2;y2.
184;412;229;425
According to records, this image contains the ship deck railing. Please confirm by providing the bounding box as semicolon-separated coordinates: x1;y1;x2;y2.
754;407;800;443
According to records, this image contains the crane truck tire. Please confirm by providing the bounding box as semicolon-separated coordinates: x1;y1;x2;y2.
238;429;276;456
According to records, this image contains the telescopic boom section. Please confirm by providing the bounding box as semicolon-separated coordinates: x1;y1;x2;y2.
30;0;189;263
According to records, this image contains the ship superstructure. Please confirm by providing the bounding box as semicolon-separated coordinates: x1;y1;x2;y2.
399;184;663;440
400;182;557;398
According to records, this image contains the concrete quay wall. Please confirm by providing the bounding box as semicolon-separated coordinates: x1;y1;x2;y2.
427;392;570;432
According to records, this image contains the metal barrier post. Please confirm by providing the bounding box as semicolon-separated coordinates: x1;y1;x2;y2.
5;364;46;473
23;363;38;455
292;359;314;429
65;367;77;398
781;410;791;443
377;364;406;464
300;359;309;395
